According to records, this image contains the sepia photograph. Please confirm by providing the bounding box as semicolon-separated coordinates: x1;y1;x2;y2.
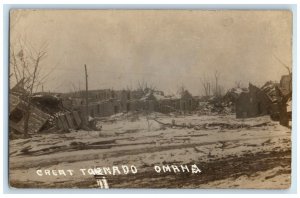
8;10;292;189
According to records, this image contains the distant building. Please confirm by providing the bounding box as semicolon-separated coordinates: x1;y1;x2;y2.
62;88;200;117
179;90;198;113
155;90;198;114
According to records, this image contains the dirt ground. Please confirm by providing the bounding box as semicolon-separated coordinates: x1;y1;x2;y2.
9;113;291;189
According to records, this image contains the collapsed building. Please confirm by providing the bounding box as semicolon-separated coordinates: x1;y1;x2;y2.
9;81;87;137
9;94;51;134
9;80;50;135
9;92;85;136
235;74;292;121
9;86;200;137
235;83;274;118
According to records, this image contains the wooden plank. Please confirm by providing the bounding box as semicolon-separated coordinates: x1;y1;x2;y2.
55;117;63;129
9;94;20;113
65;112;75;129
9;96;50;134
9;121;24;133
59;115;69;130
72;111;82;127
28;109;50;133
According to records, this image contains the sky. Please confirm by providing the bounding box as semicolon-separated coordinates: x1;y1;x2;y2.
10;10;292;95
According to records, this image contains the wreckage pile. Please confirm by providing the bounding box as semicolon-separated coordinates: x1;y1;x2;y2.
30;94;82;132
9;92;97;139
153;117;271;131
196;101;224;115
196;92;240;116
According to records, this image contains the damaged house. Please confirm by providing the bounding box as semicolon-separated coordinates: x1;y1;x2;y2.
156;90;198;114
9;93;50;134
9;92;84;135
140;91;160;112
179;90;198;113
236;83;273;118
9;80;84;136
236;72;292;122
9;80;50;135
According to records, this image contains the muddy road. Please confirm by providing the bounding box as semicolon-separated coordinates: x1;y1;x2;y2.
9;114;291;189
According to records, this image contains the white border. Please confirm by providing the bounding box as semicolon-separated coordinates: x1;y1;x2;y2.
1;1;299;197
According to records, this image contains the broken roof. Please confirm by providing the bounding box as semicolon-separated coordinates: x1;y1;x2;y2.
260;81;279;103
140;91;167;101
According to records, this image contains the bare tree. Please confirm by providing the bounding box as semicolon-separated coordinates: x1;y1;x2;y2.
200;74;211;96
235;81;242;88
10;40;48;138
273;54;291;75
214;70;221;96
272;54;292;128
273;53;292;92
136;80;156;94
126;85;132;92
177;84;186;97
69;81;77;93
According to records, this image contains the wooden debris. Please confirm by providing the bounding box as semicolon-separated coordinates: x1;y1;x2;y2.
153;119;271;130
16;138;160;157
72;111;82;127
65;112;75;129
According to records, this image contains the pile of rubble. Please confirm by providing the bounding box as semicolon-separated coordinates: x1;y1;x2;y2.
9;92;100;138
196;95;236;116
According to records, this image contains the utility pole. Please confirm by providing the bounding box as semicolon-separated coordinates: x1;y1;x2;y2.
84;64;89;122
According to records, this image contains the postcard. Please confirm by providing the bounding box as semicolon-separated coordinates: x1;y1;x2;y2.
9;10;292;189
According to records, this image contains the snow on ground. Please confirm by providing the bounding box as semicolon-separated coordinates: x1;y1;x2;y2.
9;113;291;188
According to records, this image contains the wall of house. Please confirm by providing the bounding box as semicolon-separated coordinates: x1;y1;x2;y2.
158;99;178;113
9;100;50;134
179;99;198;113
236;85;271;118
157;98;198;114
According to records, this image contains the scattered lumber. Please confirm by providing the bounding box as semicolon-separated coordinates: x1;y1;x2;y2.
153;119;271;130
17;139;157;157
